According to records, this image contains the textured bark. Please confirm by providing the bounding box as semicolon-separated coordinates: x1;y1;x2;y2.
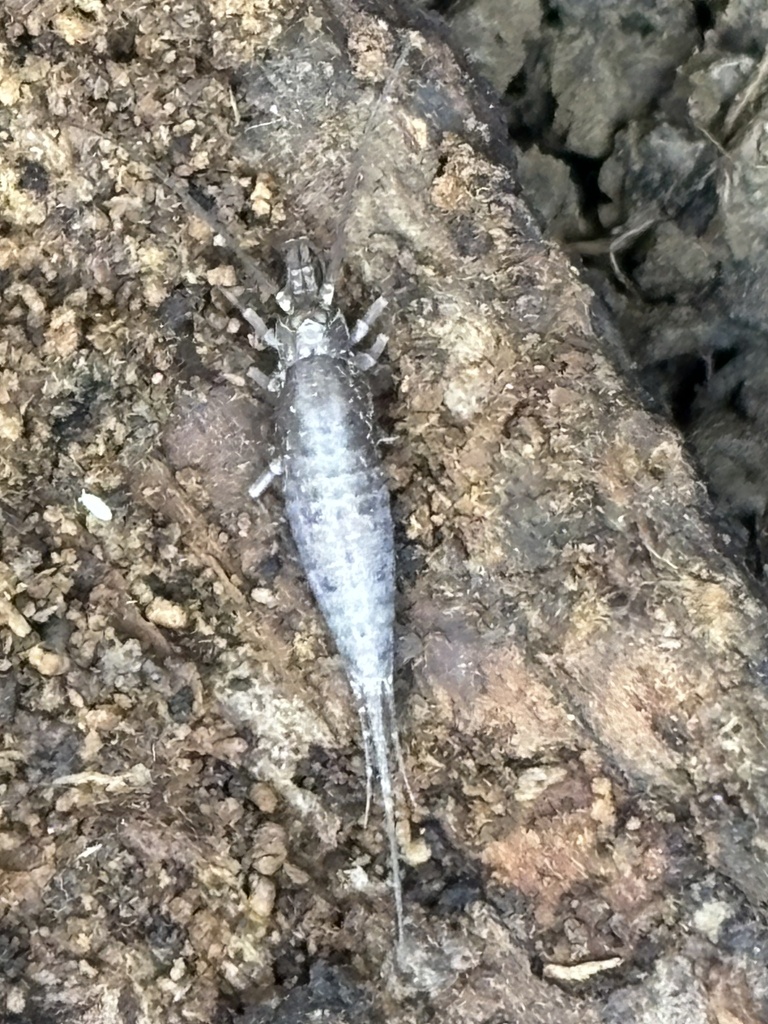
2;1;768;1022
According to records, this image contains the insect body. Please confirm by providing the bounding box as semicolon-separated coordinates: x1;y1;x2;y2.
246;239;406;947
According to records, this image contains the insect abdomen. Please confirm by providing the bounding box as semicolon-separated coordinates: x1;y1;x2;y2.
277;355;395;680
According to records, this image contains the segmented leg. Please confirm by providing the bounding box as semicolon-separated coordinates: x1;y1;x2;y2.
350;295;388;345
247;365;274;391
249;457;284;499
354;333;389;372
242;306;269;339
220;286;269;341
220;286;278;393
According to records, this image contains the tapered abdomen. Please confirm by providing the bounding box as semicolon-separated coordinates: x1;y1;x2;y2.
276;356;395;680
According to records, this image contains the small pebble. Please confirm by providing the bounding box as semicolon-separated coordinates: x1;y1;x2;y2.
146;597;189;630
44;307;80;357
6;987;26;1015
27;646;70;677
248;782;278;814
169;958;186;982
250;587;278;607
0;403;23;441
206;264;237;288
252;823;288;876
248;876;276;918
0;597;31;638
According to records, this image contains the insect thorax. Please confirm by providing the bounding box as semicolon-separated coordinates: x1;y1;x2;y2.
273;307;352;366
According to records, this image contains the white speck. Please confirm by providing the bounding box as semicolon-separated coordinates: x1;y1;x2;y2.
77;843;103;860
79;490;113;521
344;865;371;891
543;957;624;982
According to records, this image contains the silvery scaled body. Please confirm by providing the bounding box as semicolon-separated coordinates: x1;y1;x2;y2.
277;355;395;686
248;239;405;945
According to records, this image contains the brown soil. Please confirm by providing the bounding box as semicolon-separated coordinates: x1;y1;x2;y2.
2;1;768;1021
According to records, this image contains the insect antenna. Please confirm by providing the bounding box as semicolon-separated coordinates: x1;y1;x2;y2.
325;36;413;288
60;120;279;304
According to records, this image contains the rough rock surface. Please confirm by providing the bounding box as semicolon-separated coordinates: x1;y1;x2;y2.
449;0;768;578
2;1;768;1023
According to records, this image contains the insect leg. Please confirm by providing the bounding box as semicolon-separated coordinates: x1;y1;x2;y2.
354;333;389;372
218;286;279;392
245;321;282;393
220;286;270;342
242;306;270;340
246;365;275;391
249;457;284;499
350;296;388;346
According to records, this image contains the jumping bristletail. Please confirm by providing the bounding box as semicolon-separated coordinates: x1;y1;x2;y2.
62;17;415;951
244;36;415;951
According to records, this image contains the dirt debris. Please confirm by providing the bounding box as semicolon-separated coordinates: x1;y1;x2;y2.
1;1;768;1023
447;0;768;579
